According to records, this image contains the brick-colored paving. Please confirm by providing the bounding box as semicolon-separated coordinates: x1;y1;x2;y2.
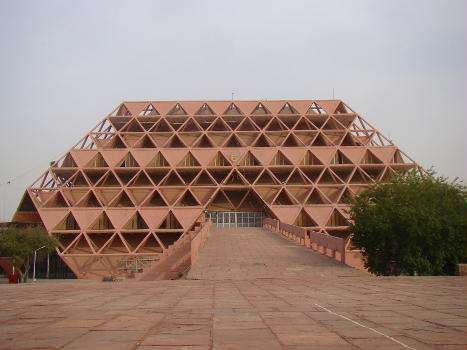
0;227;465;350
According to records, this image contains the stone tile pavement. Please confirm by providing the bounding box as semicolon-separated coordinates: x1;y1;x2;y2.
0;227;465;349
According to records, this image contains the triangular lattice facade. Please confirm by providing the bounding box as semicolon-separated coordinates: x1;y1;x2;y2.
13;100;418;278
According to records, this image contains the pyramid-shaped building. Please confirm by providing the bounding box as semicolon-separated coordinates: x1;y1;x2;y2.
13;100;418;278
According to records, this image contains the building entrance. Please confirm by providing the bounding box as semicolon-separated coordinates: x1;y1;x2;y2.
206;212;265;228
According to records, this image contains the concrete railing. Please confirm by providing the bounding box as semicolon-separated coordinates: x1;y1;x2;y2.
134;219;212;281
263;218;346;264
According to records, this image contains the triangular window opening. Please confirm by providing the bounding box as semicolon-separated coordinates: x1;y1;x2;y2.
294;210;318;227
104;135;127;149
153;119;172;132
195;103;215;115
236;132;259;146
306;189;329;204
193;170;216;186
238;118;258;131
255;170;280;185
43;191;69;208
78;191;101;208
130;172;153;187
224;117;242;130
224;134;243;147
251;102;271;115
361;150;382;164
209;118;230;131
270;168;291;183
270;151;292;166
161;171;184;186
148;153;169;167
253;134;273;147
91;212;114;230
207;191;235;211
158;212;182;229
165;134;186;148
223;103;243;115
239;169;261;184
266;118;286;131
167;103;187;116
177;170;198;185
69;172;89;187
332;168;352;183
349;169;368;184
86;153;108;168
135;135;156;148
56;213;80;230
330;151;352;165
361;167;383;182
279;102;299;115
323;117;344;130
223;190;248;208
319;169;342;184
114;104;131;116
181;118;202;132
301;168;322;183
319;187;343;202
175;190;200;207
139;104;160;116
208;169;230;184
124;212;149;230
294;117;314;131
143;191;168;207
196;134;215;148
98;171;120;187
60;153;77;168
334;102;351;114
286;169;308;185
250;116;269;129
145;169;166;186
306;102;326;115
119;153;139;168
301;151;323;165
340;133;356;146
225;170;247;186
326;210;348;227
239;152;261;166
340;188;355;203
114;169;137;185
282;133;302;147
273;189;295;205
311;133;329;146
391;150;406;164
210;152;231;167
112;191;134;207
237;191;265;211
178;152;200;167
122;119;144;133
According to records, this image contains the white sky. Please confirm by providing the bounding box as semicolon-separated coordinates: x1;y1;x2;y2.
0;0;465;221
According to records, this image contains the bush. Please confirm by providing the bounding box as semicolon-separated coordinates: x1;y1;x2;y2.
348;169;467;276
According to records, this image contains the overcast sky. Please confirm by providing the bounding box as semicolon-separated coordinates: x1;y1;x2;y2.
0;0;465;221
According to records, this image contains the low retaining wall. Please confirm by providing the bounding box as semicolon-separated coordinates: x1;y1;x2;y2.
135;220;212;281
191;220;212;265
263;218;346;264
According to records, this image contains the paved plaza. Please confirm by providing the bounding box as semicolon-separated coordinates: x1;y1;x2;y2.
0;227;466;349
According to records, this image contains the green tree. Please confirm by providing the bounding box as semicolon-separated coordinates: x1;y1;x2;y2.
348;169;467;276
0;226;58;282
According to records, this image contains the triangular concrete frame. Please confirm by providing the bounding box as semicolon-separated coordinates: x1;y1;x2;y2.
20;99;420;279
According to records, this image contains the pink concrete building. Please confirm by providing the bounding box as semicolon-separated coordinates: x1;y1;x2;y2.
12;100;417;278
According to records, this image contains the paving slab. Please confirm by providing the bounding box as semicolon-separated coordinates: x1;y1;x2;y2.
0;227;465;350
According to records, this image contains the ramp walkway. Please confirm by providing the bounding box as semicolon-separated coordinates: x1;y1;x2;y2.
187;226;362;280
